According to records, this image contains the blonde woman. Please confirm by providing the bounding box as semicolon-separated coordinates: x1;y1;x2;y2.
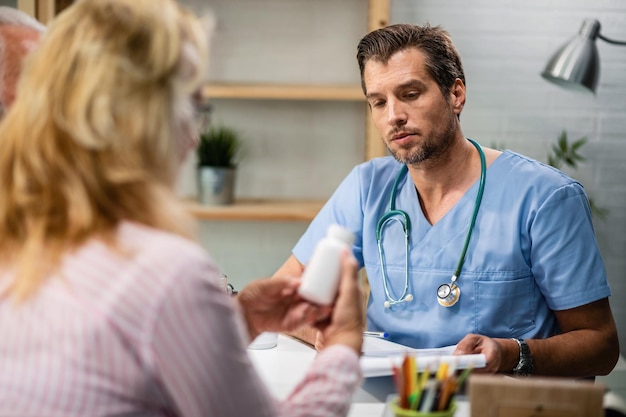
0;0;364;416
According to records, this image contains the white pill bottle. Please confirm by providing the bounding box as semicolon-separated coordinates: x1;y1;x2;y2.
298;224;355;305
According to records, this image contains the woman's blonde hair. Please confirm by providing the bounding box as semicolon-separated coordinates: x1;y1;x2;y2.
0;0;209;300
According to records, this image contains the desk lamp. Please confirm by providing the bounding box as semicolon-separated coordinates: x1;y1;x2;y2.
541;19;626;94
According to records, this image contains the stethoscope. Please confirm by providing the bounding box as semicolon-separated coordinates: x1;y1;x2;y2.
376;138;486;309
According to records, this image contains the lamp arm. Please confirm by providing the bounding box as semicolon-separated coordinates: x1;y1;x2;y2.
598;33;626;46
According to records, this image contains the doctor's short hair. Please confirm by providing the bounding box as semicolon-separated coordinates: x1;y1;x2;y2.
0;6;45;118
356;23;466;98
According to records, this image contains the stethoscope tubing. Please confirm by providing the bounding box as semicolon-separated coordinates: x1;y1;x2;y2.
376;138;486;308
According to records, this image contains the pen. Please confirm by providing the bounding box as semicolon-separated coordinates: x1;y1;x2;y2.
438;376;456;411
455;364;473;395
363;331;389;338
419;379;438;412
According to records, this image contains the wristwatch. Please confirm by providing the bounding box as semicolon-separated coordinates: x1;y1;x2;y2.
511;338;534;376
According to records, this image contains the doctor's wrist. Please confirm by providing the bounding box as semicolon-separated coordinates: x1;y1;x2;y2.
497;338;525;373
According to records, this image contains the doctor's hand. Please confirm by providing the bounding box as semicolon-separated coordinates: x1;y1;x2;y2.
237;276;330;341
454;333;507;374
312;250;364;355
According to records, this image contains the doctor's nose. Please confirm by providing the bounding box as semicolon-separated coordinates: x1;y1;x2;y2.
387;101;407;127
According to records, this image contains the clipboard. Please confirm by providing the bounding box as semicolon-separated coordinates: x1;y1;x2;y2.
360;335;486;378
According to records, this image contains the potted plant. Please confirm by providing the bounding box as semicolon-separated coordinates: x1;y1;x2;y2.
196;124;243;205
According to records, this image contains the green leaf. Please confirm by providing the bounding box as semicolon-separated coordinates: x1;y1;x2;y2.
544;130;607;220
196;124;243;168
547;130;587;169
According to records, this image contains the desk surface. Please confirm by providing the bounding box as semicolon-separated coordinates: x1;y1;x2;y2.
247;334;469;417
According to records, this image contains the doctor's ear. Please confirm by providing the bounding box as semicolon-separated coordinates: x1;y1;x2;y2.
450;78;466;115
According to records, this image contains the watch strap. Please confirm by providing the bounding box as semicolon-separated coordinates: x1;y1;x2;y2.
511;338;534;376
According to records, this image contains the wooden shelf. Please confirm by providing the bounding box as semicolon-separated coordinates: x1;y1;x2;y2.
202;83;365;101
185;199;325;222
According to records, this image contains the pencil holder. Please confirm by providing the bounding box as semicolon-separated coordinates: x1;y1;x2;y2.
388;397;456;417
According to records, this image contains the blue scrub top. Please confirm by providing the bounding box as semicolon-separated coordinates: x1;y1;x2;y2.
293;150;611;348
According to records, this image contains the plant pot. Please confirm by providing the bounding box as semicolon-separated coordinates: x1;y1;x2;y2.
197;166;236;205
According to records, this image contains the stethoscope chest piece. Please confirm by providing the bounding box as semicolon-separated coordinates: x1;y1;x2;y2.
437;283;460;307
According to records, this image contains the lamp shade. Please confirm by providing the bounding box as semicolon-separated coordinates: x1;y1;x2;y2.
541;19;601;94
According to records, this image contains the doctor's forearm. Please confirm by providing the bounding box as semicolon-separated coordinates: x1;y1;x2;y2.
522;329;619;377
497;298;619;377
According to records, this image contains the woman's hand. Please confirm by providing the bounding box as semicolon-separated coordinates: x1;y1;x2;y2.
237;275;330;341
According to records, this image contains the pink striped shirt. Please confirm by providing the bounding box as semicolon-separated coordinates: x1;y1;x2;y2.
0;222;361;416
